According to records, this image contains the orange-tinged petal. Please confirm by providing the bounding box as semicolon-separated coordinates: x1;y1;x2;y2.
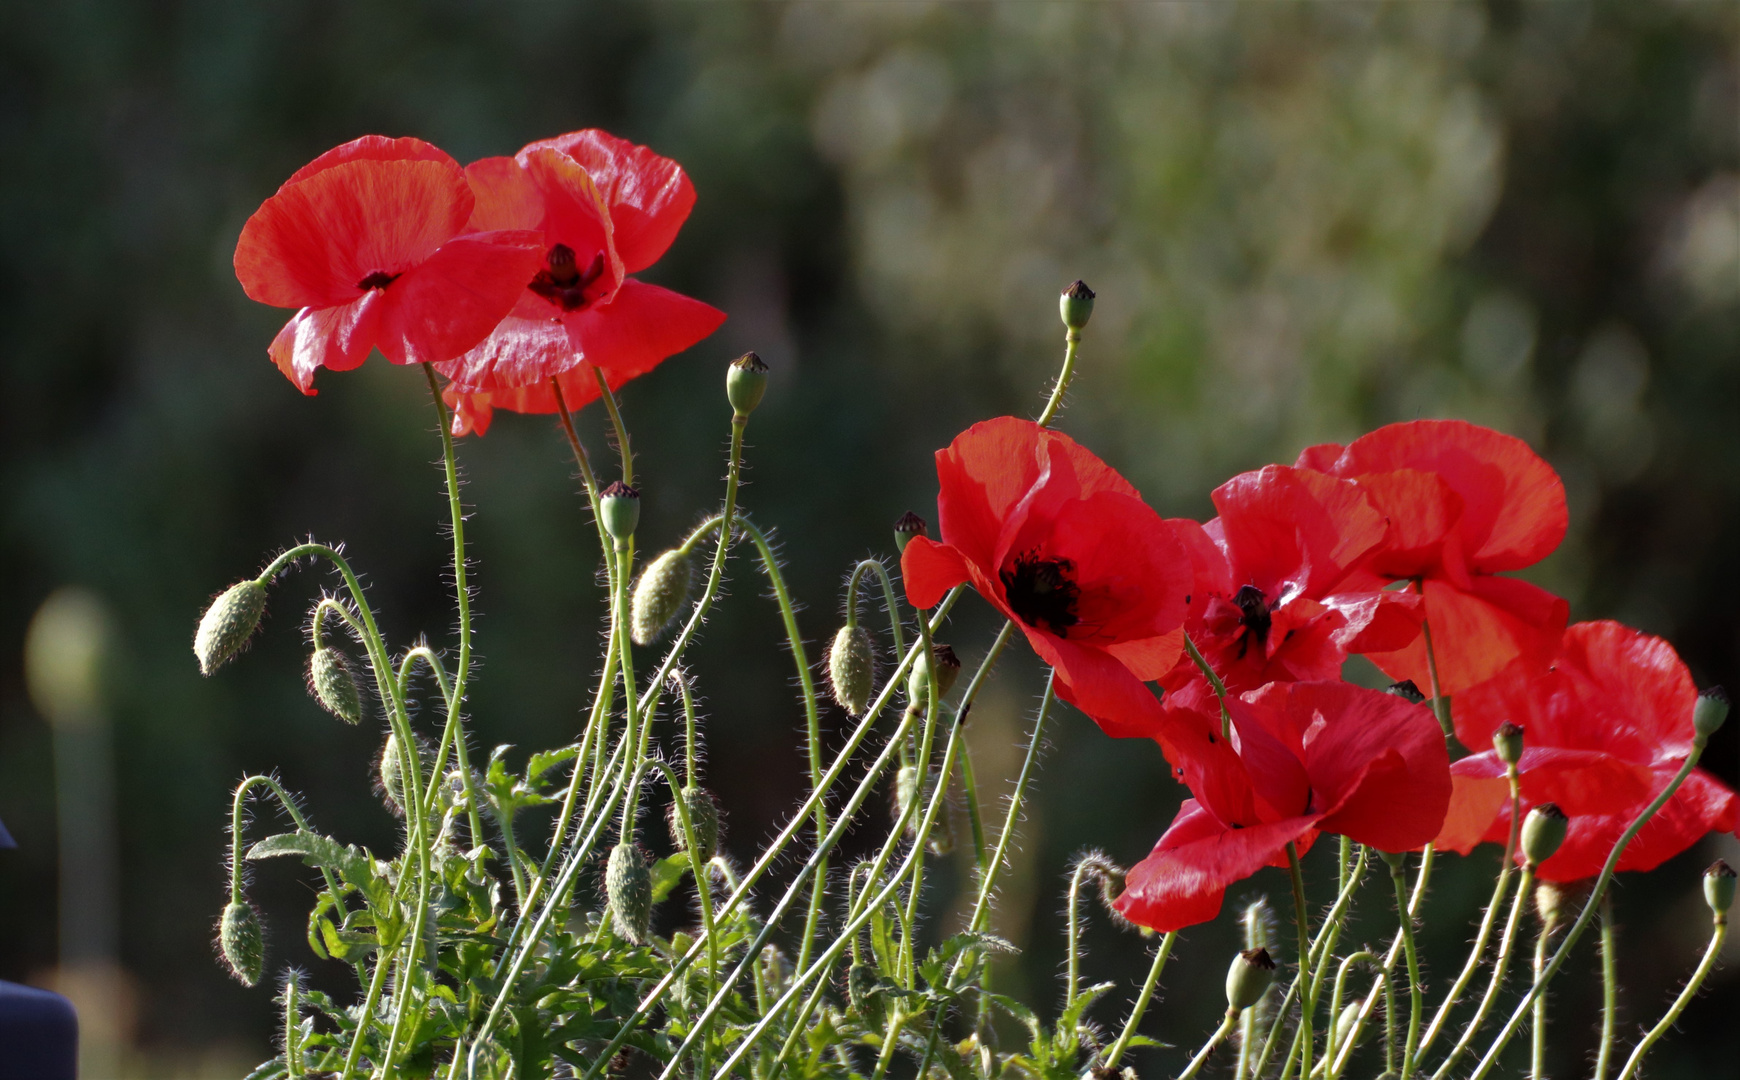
1365;576;1567;696
464;156;545;232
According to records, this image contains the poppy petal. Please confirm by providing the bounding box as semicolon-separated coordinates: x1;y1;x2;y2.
464;156;545;232
1116;800;1319;932
901;537;973;611
1527;768;1740;882
283;135;455;188
519;148;623;298
559;279;725;379
374;230;545;366
523;129;698;274
267;295;387;394
1105;630;1186;682
1028;632;1168;740
1212;465;1388;599
1434;771;1512;853
1323;589;1424;654
1364;575;1567;696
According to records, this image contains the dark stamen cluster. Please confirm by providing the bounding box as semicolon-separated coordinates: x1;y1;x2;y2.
1233;584;1271;659
529;243;607;311
1001;550;1081;637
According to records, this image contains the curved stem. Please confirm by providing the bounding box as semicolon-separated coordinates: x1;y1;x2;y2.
966;657;1051;935
551;377;616;596
229;774;341;903
1326;847;1435;1078
1181;631;1231;740
1613;915;1727;1080
1102;932;1176;1071
1255;845;1371;1077
1430;864;1535;1080
1283;843;1314;1080
591;366;633;487
1324;951;1377;1072
1415;580;1453;739
845;557;907;659
1179;1011;1239;1080
1037;326;1082;427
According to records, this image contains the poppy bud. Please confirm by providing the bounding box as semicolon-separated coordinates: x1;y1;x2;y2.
894;764;921;825
599;482;640;544
308;647;363;725
847;962;884;1023
378;731;418;817
195;579;268;675
606;842;653;943
632;548;694;646
907;643;961;710
1060;280;1096;332
667;785;721;863
1492;722;1524;767
1694;686;1729;740
828;625;877;717
893;511;928;554
1385;680;1426;705
1226;947;1276;1011
1521;802;1568;866
219;900;265;987
1705;860;1736;919
726;351;768;418
1332;1002;1364;1054
1533;880;1577;929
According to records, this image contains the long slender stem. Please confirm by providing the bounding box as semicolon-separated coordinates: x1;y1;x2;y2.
1594;892;1618;1080
1102;932;1176;1071
1254;846;1372;1078
1181;631;1231;739
1416;580;1453;738
1391;855;1423;1078
1327;847;1435;1079
551;377;615;594
1283;843;1314;1080
1037;326;1082;427
966;663;1054;936
229;775;342;904
1430;865;1535;1080
1179;1011;1240;1080
1530;922;1551;1080
1613;915;1728;1080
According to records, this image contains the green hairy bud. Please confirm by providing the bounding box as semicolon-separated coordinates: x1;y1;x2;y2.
308;647;363;724
1705;860;1736;919
668;785;721;863
219;900;265;987
894;764;921;826
847;962;885;1024
607;842;653;943
378;731;417;817
726;351;769;417
1225;946;1276;1011
1694;686;1729;740
828;624;876;717
195;579;267;675
1333;1002;1364;1054
1059;279;1095;331
599;481;641;544
632;548;694;646
907;643;961;710
1521;802;1568;867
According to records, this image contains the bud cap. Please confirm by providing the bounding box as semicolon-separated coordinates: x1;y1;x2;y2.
893;511;928;554
309;647;363;724
1385;680;1426;705
632;548;694;645
727;351;769;417
1521;802;1568;866
1226;946;1276;1011
606;842;654;943
219;900;265;987
1492;722;1524;766
828;624;877;716
1060;280;1096;331
599;481;641;543
1694;686;1729;739
195;579;268;675
1705;859;1736;917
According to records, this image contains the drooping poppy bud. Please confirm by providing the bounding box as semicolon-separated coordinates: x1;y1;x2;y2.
219;900;265;987
195;580;268;675
1705;860;1736;919
847;962;885;1024
632;548;694;645
599;482;640;544
606;842;653;943
1492;722;1524;767
1521;803;1568;866
893;511;928;554
667;785;721;863
1332;1002;1364;1055
378;731;416;817
1533;879;1580;929
1060;280;1096;332
1694;686;1729;740
828;625;877;717
726;351;768;418
1225;947;1276;1011
308;647;363;725
1385;680;1426;705
894;764;921;826
907;643;961;710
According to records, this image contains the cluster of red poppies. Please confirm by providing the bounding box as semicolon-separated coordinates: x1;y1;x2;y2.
901;417;1739;931
233;131;725;434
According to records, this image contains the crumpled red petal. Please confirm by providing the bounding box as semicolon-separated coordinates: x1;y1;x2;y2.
1363;575;1567;696
522;129;698;274
1116;800;1319;932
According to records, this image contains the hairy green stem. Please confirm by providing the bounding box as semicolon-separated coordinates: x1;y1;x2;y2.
1613;913;1727;1080
1180;1010;1240;1080
1429;863;1535;1080
1594;892;1618;1080
1102;932;1176;1071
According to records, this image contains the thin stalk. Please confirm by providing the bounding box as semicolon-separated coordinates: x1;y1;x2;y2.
1283;842;1314;1080
283;970;303;1079
1037;325;1082;427
1613;914;1727;1080
1181;631;1232;739
1530;922;1551;1080
1391;855;1423;1078
1327;847;1435;1079
1323;950;1377;1073
1429;864;1535;1080
1594;893;1618;1080
1101;932;1177;1072
1416;580;1452;738
228;775;342;906
1254;845;1372;1078
965;661;1053;936
551;377;615;594
1179;1011;1239;1080
846;557;907;660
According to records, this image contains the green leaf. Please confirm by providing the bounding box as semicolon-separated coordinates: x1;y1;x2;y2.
649;853;692;904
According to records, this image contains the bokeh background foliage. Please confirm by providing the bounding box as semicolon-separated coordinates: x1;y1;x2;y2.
1;0;1736;1075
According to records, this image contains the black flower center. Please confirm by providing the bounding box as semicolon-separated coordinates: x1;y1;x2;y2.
1000;551;1081;637
357;270;401;291
528;243;607;312
1233;584;1271;659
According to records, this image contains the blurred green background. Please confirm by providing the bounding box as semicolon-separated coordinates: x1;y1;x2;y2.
2;1;1737;1076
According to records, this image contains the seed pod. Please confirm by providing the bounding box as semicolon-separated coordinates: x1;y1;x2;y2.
308;647;363;724
1384;680;1426;705
632;548;694;646
606;842;653;943
195;579;267;675
893;512;928;554
1694;686;1729;739
828;625;876;717
219;900;265;987
668;785;721;863
727;351;769;417
1225;946;1276;1011
907;643;961;710
599;481;640;544
1491;721;1524;767
1059;280;1096;331
1521;803;1568;866
1704;859;1736;918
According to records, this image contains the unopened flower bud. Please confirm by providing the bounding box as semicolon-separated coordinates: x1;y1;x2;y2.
1060;280;1096;331
894;764;921;825
828;625;877;717
195;579;267;675
1694;686;1729;740
1226;946;1276;1011
667;785;721;863
606;842;653;943
907;643;961;709
893;512;928;554
848;962;884;1023
599;482;640;544
308;647;363;724
1521;803;1568;866
1385;680;1426;705
1492;722;1524;767
378;731;418;817
219;900;265;987
632;548;693;645
1705;859;1736;919
727;351;768;418
1534;880;1575;929
1332;1002;1364;1054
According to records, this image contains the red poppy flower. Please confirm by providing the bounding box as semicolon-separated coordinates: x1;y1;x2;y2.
1437;620;1739;882
234;136;545;394
900;418;1191;738
1297;420;1570;695
1116;681;1451;932
1161;465;1423;696
435;130;724;433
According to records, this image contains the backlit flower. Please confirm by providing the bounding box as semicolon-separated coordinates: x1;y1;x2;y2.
234;136;544;394
900;417;1191;737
